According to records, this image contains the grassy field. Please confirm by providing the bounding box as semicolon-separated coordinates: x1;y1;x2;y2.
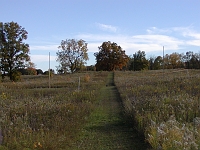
71;72;149;150
115;69;200;150
0;72;108;150
1;69;199;150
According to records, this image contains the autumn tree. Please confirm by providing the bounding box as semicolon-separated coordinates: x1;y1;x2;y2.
168;52;183;69
94;41;129;71
129;50;148;71
0;22;30;80
26;62;37;75
56;39;89;73
17;62;37;75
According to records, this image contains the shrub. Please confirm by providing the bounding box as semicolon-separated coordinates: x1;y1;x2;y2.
84;74;90;82
11;71;21;81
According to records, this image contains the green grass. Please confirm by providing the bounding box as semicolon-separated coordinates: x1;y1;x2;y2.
72;72;149;150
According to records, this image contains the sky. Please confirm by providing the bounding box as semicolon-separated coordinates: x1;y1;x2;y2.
1;0;200;72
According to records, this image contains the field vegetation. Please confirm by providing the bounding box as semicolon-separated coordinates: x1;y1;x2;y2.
1;69;199;149
0;71;108;150
115;69;200;149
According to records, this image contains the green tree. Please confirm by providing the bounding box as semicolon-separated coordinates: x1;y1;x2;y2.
148;56;155;70
129;50;148;71
56;39;89;73
164;54;170;69
43;69;55;76
182;51;200;69
183;51;193;69
0;22;30;80
36;69;43;75
186;53;200;69
153;56;163;70
94;41;129;71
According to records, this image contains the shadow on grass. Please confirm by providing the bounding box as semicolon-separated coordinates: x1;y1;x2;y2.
84;118;149;149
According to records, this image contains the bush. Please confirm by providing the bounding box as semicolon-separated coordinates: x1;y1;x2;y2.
84;74;90;82
11;71;21;81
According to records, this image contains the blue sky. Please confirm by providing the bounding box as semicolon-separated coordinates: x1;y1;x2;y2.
1;0;200;71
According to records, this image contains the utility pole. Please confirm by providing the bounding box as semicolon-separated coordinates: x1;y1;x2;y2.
49;52;51;88
0;22;5;79
0;22;3;50
163;46;164;76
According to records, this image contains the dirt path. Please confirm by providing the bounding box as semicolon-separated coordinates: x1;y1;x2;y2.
72;72;149;150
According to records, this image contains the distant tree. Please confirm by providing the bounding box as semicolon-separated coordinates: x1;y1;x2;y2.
43;69;55;76
36;69;43;75
26;62;37;75
129;50;148;71
17;68;28;75
153;56;163;70
94;41;129;71
26;61;36;68
16;62;37;75
188;53;200;69
56;66;65;75
164;54;170;69
27;68;37;75
86;65;96;71
56;39;89;73
0;22;30;80
75;61;86;72
148;56;155;70
183;51;193;69
169;52;182;69
43;71;48;75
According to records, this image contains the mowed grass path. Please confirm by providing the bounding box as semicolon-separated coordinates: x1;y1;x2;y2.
72;72;149;150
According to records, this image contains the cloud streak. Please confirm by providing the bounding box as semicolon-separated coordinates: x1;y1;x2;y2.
96;23;118;32
30;45;58;51
77;26;200;55
77;33;184;54
29;26;200;57
30;54;57;62
29;26;200;70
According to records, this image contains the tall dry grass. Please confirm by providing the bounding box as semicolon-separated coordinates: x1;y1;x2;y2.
0;71;108;150
115;69;200;149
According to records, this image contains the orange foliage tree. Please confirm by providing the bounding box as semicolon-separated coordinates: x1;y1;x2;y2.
94;41;129;71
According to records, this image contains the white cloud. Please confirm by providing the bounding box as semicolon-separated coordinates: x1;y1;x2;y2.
77;33;184;54
186;40;200;46
30;45;58;51
96;23;118;32
173;27;200;46
27;26;200;71
147;27;171;34
30;55;59;71
30;54;57;62
30;26;200;56
87;42;100;52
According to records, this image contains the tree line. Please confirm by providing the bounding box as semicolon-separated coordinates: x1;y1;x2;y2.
56;39;200;72
128;50;200;71
0;21;199;81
